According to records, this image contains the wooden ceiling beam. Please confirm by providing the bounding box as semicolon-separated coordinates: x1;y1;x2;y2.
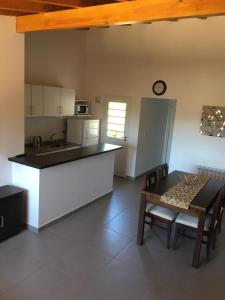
0;8;29;16
16;0;225;33
0;0;71;14
26;0;114;8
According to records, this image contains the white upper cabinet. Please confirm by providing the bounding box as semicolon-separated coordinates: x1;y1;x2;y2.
25;84;44;117
60;88;75;116
25;84;32;116
43;86;60;116
31;85;44;116
25;84;76;117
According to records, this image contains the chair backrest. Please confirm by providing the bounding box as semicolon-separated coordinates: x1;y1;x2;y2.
144;170;158;189
209;186;225;233
219;185;225;218
157;163;169;179
144;164;169;189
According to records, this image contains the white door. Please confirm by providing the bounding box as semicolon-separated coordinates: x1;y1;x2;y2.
135;98;176;176
43;86;60;116
103;97;129;177
60;88;75;116
31;85;44;116
25;84;32;116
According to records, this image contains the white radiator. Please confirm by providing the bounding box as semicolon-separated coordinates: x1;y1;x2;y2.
198;166;225;181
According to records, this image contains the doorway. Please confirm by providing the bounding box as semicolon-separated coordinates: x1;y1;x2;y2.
102;96;130;177
135;98;176;177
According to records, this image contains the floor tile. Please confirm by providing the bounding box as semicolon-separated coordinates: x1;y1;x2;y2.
48;213;100;242
95;193;130;213
104;212;139;238
86;227;132;258
75;203;120;226
2;264;78;300
2;176;225;300
52;238;113;281
0;247;42;293
75;259;148;300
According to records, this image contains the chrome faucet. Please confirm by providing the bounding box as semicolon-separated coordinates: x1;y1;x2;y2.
50;131;65;144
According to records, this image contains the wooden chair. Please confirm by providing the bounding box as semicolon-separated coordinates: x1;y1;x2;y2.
173;187;225;261
144;165;178;249
208;187;225;234
158;163;169;179
218;197;225;234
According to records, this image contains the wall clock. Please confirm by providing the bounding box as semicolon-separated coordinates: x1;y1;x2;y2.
152;80;167;96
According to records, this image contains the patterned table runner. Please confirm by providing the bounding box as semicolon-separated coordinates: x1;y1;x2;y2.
160;174;209;209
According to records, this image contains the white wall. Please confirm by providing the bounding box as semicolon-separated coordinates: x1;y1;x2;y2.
25;118;66;144
84;17;225;176
25;30;86;144
25;30;86;96
0;16;24;186
25;17;225;177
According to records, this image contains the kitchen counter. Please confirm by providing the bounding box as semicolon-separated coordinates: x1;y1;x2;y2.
9;143;122;230
9;143;122;169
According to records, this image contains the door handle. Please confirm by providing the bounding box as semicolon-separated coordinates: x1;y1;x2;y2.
0;216;4;228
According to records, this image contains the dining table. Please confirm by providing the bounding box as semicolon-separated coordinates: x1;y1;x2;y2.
137;170;224;268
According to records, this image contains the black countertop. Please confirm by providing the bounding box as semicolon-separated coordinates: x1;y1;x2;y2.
8;143;122;170
25;141;80;155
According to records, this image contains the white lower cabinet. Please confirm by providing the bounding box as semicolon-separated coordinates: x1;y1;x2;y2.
11;152;115;229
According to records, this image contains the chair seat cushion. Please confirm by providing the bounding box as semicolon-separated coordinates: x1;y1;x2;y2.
147;205;177;221
146;203;154;211
175;213;211;231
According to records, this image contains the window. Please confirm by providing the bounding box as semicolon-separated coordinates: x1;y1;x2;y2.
107;101;127;139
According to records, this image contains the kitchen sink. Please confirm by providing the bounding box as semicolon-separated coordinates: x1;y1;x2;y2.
35;146;81;156
50;143;68;148
49;143;69;148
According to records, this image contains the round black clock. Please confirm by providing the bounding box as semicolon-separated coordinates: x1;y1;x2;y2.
152;80;167;96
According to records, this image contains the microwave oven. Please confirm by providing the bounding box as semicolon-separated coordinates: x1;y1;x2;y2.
75;103;89;115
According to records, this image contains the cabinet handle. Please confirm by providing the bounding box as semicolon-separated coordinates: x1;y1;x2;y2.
0;216;4;228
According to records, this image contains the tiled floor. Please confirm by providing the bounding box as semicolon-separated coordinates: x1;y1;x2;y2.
1;176;225;300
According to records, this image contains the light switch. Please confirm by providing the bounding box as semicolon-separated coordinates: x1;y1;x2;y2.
95;96;101;104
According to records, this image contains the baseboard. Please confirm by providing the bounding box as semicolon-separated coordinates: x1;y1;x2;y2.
25;191;113;233
126;176;136;181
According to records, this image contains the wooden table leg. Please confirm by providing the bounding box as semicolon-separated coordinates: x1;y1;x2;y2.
192;210;206;268
137;193;147;245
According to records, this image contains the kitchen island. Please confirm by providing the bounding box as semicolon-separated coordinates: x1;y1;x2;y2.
9;143;122;231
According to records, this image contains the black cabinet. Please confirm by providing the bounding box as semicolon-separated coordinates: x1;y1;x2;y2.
0;185;24;242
